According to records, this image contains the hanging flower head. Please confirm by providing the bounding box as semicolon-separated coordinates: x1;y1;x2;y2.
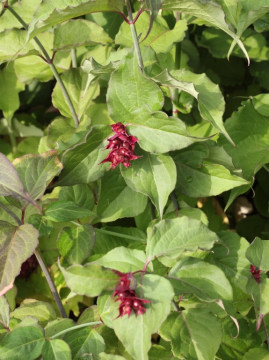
100;123;140;169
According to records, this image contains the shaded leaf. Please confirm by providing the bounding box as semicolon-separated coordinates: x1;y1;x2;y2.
0;326;45;360
0;153;35;204
0;222;39;297
13;151;63;201
162;0;249;64
97;168;147;222
52;68;99;121
45;200;95;222
63;327;105;360
121;151;176;217
245;237;269;271
42;339;71;360
169;257;233;301
56;126;111;186
160;309;222;360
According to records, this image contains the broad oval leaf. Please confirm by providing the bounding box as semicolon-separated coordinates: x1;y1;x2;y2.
54;19;112;51
56;126;111;186
121;151;176;218
246;237;269;271
52;68;99;121
97;168;147;223
63;327;105;360
13;151;63;201
0;326;45;360
107;52;164;123
27;0;125;39
94;247;152;273
0;222;39;297
169;257;233;301
44;200;95;222
42;339;72;360
161;0;249;64
0;153;35;204
59;263;118;297
160;309;222;360
146;217;219;266
110;274;174;360
127;112;198;153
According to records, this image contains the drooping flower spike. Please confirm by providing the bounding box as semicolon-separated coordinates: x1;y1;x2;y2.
113;271;150;317
100;122;140;169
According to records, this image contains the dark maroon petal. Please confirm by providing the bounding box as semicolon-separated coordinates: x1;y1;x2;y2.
111;123;127;134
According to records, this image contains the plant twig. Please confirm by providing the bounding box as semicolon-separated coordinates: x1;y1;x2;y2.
71;48;77;68
34;249;67;318
126;0;144;72
6;6;79;128
51;321;102;339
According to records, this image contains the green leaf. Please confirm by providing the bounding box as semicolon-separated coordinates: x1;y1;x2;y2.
59;184;94;210
57;224;95;264
243;348;269;360
42;339;71;360
146;217;218;266
52;68;99;121
212;231;250;293
121;151;176;217
10;300;57;326
56;126;111;186
0;29;36;63
169;257;233;301
44;319;75;338
44;200;94;222
144;0;165;41
97;168;147;222
94;247;151;273
109;274;174;360
0;153;36;204
160;309;222;360
107;52;164;123
127;112;198;154
116;12;187;53
0;326;45;360
0;296;9;328
247;278;269;324
63;327;105;360
98;354;126;360
174;144;249;198
245;237;269;271
0;222;39;297
59;263;118;297
219;98;269;179
13;151;63;201
54;19;111;51
28;0;125;39
170;69;235;145
0;0;42;32
0;63;25;120
47;117;75;149
161;0;250;64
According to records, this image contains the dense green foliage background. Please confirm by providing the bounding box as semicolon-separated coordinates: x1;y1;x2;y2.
0;0;269;359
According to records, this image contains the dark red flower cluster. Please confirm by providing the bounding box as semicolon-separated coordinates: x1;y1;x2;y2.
100;122;140;169
113;271;150;317
250;264;262;283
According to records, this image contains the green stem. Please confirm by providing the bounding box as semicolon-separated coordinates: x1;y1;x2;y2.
51;321;102;339
7;6;79;128
34;249;67;318
71;48;77;68
126;0;144;72
2;117;16;153
95;228;146;243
